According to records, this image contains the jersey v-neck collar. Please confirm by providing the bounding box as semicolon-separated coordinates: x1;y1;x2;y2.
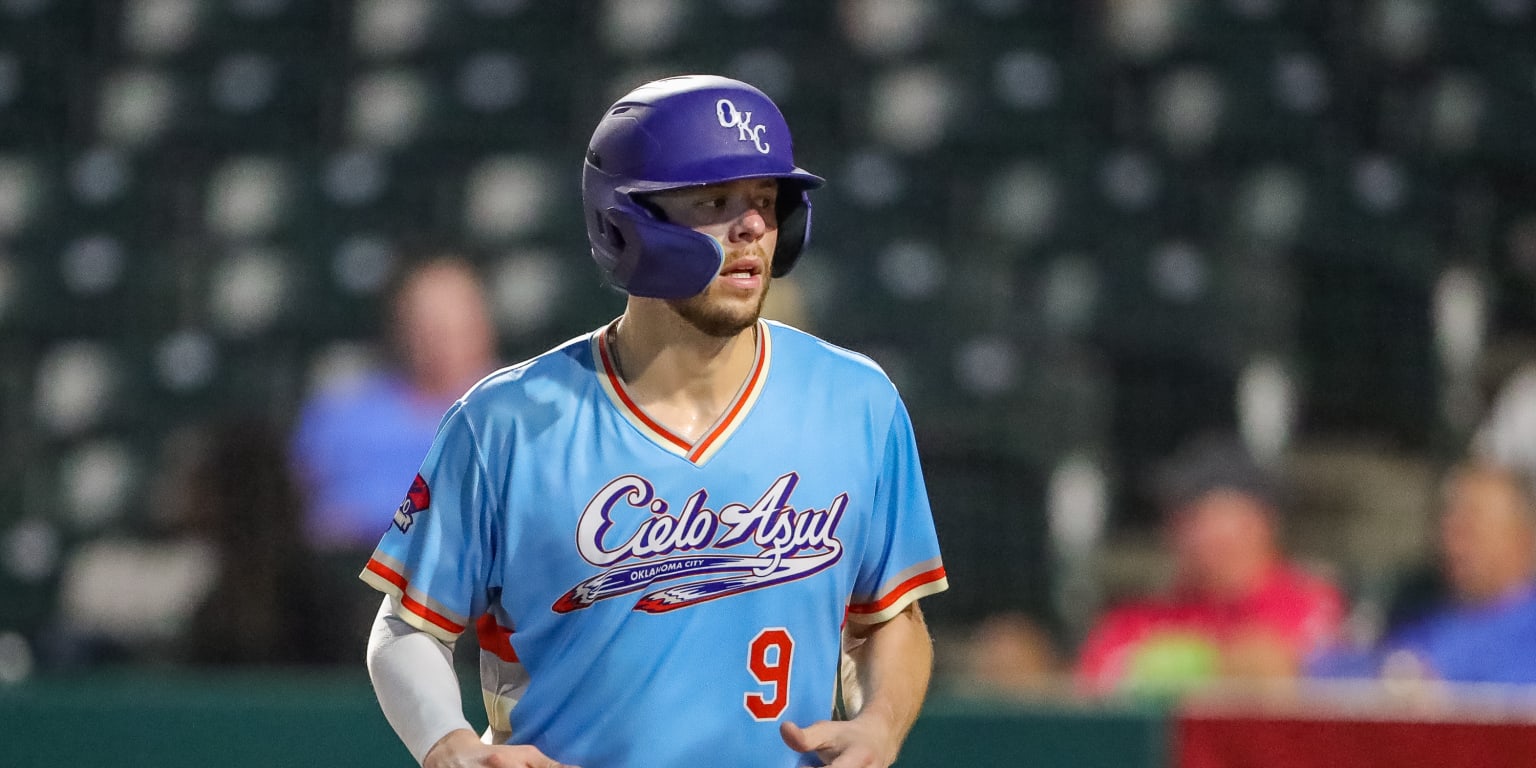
591;319;771;466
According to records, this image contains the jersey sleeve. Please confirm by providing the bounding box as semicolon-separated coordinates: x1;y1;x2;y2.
359;403;498;644
846;398;948;624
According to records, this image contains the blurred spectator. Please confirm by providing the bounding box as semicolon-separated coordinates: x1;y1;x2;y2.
290;257;499;551
1077;435;1344;695
1311;462;1536;684
957;612;1064;695
47;418;347;666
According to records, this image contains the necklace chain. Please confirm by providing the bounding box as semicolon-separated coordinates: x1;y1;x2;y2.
607;320;625;381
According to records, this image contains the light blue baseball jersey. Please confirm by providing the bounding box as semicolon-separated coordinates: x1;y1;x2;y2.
361;319;948;768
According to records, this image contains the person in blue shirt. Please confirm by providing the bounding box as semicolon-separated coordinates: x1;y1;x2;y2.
290;257;499;551
361;76;947;768
1311;462;1536;684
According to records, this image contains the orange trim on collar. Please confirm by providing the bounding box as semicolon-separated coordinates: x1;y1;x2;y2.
597;334;692;452
595;320;770;465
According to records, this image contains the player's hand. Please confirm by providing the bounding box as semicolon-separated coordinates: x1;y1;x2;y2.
423;728;581;768
780;717;898;768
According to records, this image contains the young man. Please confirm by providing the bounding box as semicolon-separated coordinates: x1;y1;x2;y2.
362;75;948;768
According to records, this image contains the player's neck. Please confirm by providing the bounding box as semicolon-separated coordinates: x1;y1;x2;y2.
609;304;760;440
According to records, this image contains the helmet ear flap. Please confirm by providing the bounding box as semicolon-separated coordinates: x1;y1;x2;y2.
770;182;813;278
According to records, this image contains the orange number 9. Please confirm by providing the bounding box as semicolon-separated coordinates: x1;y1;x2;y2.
744;627;794;721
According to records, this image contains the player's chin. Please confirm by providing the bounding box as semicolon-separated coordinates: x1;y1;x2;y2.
696;277;765;310
705;307;762;337
671;295;762;337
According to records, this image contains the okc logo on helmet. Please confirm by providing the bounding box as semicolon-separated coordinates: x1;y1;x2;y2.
392;474;431;533
715;98;771;154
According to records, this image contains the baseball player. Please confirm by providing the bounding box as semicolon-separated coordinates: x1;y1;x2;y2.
362;75;948;768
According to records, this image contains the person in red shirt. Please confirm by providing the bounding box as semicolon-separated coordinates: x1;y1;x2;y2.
1077;436;1344;695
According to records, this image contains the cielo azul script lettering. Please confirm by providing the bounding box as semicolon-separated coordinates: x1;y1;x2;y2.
553;473;845;614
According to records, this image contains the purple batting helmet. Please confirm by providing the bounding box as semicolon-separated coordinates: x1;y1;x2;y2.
582;75;824;299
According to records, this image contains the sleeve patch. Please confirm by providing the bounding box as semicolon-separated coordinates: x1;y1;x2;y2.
393;474;432;533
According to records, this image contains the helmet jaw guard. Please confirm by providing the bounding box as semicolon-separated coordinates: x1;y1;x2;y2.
592;200;724;299
582;75;823;300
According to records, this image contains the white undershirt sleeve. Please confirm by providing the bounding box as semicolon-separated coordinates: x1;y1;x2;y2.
366;596;476;765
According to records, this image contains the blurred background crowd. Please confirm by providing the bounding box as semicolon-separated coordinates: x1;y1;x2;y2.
2;0;1536;715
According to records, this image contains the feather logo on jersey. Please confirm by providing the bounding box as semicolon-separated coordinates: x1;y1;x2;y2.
392;474;431;533
553;472;845;614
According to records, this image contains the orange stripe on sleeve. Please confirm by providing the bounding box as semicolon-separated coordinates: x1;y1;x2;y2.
848;566;948;616
364;558;467;635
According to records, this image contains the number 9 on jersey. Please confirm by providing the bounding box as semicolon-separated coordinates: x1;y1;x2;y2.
744;627;794;721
